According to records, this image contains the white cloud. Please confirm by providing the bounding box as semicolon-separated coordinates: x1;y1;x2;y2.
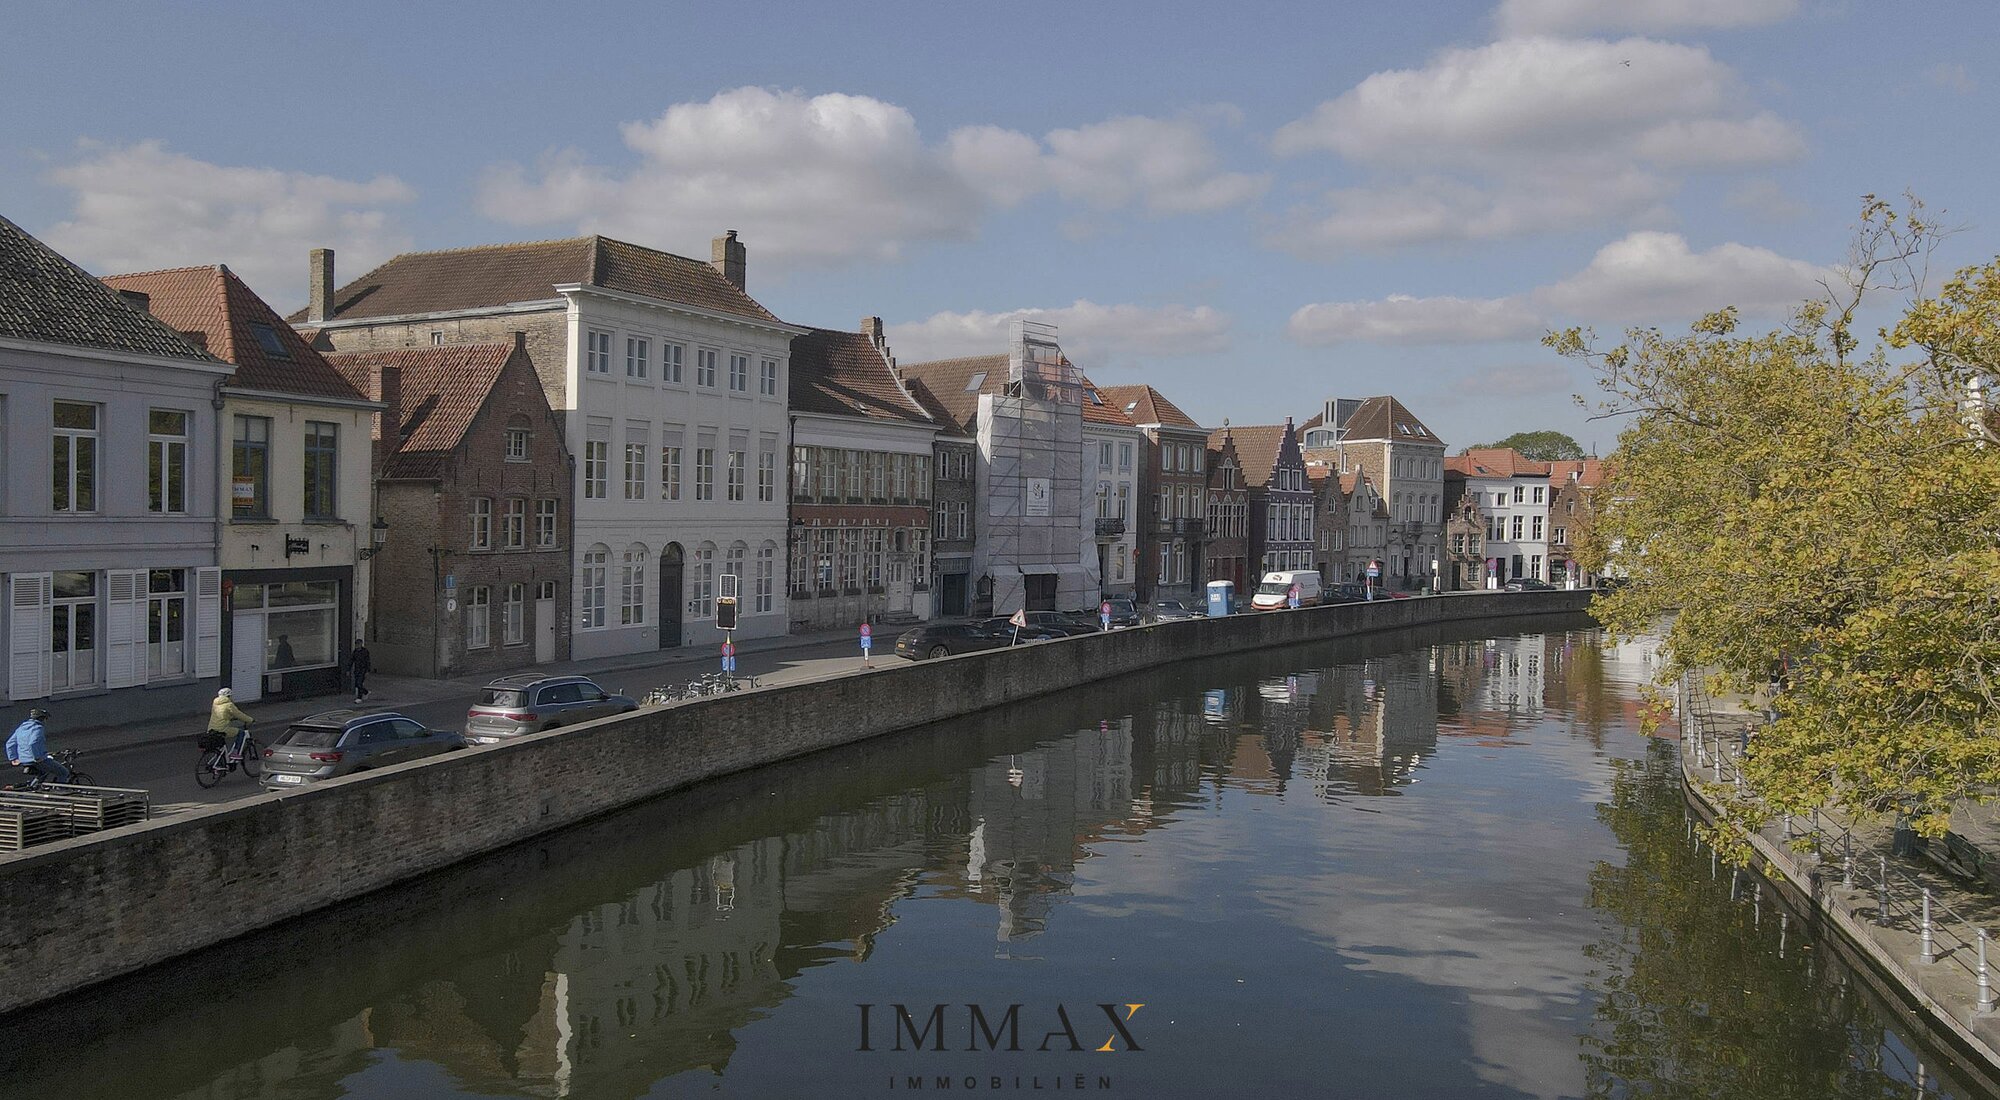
479;87;985;269
1287;231;1828;347
1535;230;1827;320
1288;294;1544;346
1494;0;1798;35
1926;62;1975;95
887;300;1231;367
1272;169;1672;254
42;139;414;302
1270;37;1804;252
479;88;1262;271
1724;178;1807;222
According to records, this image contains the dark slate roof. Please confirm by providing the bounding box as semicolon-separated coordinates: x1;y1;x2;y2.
290;235;784;327
103;266;370;403
1099;384;1202;431
900;355;1011;432
789;327;934;425
327;344;516;479
0;214;219;363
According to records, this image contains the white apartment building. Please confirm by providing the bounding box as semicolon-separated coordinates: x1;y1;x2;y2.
1081;385;1143;599
300;233;803;657
1444;448;1553;585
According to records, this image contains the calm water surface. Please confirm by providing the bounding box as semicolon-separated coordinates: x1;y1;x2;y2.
2;616;1983;1100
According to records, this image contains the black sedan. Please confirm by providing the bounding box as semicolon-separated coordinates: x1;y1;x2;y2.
894;617;1067;660
1143;599;1204;623
1503;578;1559;592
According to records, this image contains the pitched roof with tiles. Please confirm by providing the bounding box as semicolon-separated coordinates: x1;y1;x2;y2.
1207;423;1301;490
290;235;783;327
1302;395;1444;447
1078;376;1137;429
103;266;370;403
327;344;518;479
900;355;1011;432
1546;457;1606;488
789;326;934;425
1445;448;1551;480
1099;384;1203;431
0;215;219;364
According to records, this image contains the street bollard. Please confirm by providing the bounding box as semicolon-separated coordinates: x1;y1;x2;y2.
1843;832;1854;890
1879;856;1892;926
1920;888;1935;964
1980;929;1996;1013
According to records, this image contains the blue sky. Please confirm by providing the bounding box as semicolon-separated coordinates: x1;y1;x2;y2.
4;0;1995;449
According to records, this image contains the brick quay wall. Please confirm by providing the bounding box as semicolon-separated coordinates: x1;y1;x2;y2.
0;590;1592;1016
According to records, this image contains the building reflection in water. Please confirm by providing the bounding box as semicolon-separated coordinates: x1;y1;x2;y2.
3;617;1965;1100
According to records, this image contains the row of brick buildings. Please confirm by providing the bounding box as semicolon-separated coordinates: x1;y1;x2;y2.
1;213;1593;719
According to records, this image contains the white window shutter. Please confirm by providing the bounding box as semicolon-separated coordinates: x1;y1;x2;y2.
195;567;222;679
104;569;146;688
8;573;52;701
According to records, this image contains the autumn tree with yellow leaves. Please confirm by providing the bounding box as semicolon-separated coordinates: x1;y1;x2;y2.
1550;196;2000;839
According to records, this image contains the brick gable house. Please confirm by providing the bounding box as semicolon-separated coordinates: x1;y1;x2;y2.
329;337;573;677
1211;418;1314;577
1204;428;1251;593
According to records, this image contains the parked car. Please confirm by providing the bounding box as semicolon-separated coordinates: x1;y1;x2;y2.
1325;583;1372;605
1103;598;1142;629
464;675;638;743
1025;610;1101;635
894;617;1067;660
1144;598;1204;624
260;710;465;789
1503;578;1558;592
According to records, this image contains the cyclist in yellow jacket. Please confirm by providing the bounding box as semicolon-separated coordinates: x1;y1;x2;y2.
209;688;255;760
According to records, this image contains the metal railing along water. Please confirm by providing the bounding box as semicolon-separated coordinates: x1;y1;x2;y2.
1680;673;2000;1017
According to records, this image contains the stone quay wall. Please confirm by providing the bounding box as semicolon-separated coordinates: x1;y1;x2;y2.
0;590;1591;1016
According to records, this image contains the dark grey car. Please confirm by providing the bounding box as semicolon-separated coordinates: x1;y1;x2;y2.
260;711;465;789
464;675;638;743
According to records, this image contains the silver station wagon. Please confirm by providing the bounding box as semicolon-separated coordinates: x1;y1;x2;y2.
260;710;466;789
463;675;638;744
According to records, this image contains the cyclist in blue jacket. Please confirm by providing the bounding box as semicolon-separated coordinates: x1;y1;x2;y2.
7;708;70;785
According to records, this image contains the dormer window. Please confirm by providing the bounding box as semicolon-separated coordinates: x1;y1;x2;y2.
965;372;987;392
250;323;290;359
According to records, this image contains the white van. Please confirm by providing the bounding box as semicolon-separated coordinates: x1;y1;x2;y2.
1251;570;1322;611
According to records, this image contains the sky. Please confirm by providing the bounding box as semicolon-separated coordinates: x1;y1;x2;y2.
4;0;1996;451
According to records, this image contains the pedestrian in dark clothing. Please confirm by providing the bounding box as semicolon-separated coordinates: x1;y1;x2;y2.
350;640;373;704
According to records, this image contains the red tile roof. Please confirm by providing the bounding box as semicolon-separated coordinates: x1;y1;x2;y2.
1208;423;1300;490
900;355;1011;432
103;266;370;403
1546;457;1606;488
789;326;934;425
1099;384;1202;431
1078;375;1137;428
1446;448;1551;479
290;235;783;327
327;344;517;479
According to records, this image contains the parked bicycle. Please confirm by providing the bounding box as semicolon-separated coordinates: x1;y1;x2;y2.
4;749;94;790
195;729;263;788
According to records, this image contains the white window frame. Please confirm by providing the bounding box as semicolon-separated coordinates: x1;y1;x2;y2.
760;358;778;396
697;347;718;387
503;583;526;645
587;330;613;374
535;498;558;547
469;497;492;550
663;343;685;384
626;336;649;379
581;547;608;629
728;353;749;392
147;408;189;515
466;586;491;649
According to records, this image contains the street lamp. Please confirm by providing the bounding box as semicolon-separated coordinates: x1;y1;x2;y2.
358;516;390;560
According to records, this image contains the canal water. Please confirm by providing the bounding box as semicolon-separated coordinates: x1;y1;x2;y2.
1;615;1985;1100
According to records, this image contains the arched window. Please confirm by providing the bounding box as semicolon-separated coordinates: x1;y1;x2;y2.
756;542;777;613
581;545;610;628
694;542;717;618
726;541;747;602
620;543;647;626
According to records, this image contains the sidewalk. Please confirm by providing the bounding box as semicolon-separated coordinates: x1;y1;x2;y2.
65;626;866;755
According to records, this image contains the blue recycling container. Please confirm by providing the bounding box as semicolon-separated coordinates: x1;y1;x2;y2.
1206;580;1235;617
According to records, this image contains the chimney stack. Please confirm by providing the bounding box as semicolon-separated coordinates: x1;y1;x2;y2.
711;230;746;291
861;316;884;347
115;288;151;314
308;248;335;324
374;364;403;468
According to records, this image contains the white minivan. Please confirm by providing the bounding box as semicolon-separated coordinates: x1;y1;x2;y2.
1251;570;1323;611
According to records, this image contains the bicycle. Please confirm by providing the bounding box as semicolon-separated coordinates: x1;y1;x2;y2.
195;728;263;789
5;749;94;790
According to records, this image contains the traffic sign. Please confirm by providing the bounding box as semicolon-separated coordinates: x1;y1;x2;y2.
860;623;872;638
1008;609;1028;629
721;642;735;657
1100;600;1112;629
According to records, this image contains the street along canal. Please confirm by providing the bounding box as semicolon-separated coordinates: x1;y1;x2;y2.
0;614;1984;1099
